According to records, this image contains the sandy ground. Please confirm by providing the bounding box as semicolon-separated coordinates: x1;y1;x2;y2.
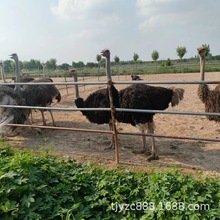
4;73;220;177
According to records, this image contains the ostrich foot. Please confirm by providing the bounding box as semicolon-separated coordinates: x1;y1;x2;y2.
133;149;150;155
7;131;20;137
147;154;159;162
104;142;114;150
32;128;42;134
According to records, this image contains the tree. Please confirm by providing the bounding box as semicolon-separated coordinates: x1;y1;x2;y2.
114;55;120;64
46;58;57;70
176;46;187;60
114;55;120;79
57;63;70;71
133;53;139;70
201;44;210;57
176;46;187;72
3;60;13;73
151;50;159;62
72;61;85;68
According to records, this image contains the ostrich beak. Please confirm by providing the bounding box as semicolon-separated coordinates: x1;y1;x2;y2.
101;48;110;56
9;53;17;59
100;50;105;56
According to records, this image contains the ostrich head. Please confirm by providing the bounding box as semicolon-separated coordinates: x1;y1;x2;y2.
101;49;110;59
197;47;206;59
10;53;19;62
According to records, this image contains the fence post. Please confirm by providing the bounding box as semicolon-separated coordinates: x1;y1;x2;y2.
105;50;119;164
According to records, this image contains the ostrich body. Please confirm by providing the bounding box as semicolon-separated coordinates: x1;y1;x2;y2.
76;49;184;161
0;86;30;135
131;74;143;81
22;77;61;126
197;47;220;121
117;84;184;160
75;84;119;148
75;85;119;125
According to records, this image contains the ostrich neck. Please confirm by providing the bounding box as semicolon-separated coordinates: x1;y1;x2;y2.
14;58;21;91
106;56;112;81
200;56;205;81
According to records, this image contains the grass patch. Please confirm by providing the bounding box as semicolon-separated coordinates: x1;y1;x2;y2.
0;140;219;220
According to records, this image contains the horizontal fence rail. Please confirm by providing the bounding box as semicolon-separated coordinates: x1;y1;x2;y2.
1;80;220;86
1;105;220;117
5;124;220;143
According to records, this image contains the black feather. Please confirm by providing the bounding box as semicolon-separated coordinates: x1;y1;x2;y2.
75;85;119;124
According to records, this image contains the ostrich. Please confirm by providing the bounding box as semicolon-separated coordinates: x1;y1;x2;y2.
106;49;185;161
76;49;184;161
10;54;61;126
131;74;143;81
197;47;220;121
75;78;120;148
22;77;61;126
0;56;30;136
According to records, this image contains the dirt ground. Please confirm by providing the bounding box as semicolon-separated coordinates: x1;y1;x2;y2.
4;72;220;177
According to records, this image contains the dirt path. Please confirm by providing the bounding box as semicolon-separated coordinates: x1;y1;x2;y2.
5;73;220;177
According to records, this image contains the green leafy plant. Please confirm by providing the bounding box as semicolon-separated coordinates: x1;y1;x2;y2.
0;142;219;220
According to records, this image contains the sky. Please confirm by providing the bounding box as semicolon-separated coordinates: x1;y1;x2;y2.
0;0;220;65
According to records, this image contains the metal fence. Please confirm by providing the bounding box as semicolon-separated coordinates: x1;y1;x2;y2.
0;77;220;164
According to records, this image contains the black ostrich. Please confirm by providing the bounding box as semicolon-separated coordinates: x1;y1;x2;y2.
75;49;120;148
197;47;220;121
75;85;119;143
22;77;61;126
10;54;61;126
131;74;143;81
117;83;184;161
108;49;185;160
76;49;184;161
0;56;30;136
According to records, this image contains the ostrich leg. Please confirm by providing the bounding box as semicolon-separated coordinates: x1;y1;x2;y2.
48;109;56;126
133;123;150;155
25;113;42;134
40;110;47;126
147;121;159;161
104;121;114;150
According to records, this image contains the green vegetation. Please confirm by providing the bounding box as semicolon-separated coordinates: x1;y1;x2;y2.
151;50;159;62
0;140;219;220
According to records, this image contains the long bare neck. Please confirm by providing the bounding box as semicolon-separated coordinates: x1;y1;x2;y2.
14;57;21;91
106;55;112;81
200;56;205;81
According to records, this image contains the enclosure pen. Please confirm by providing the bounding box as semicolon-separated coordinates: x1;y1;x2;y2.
1;78;220;164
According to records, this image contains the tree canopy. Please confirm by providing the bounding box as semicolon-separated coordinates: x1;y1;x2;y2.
176;46;187;60
151;50;159;62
